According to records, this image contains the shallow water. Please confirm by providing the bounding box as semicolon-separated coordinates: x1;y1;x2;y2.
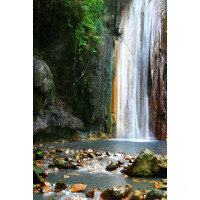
34;140;167;200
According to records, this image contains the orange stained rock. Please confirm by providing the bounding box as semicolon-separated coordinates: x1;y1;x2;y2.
111;40;119;115
40;186;51;193
70;184;87;192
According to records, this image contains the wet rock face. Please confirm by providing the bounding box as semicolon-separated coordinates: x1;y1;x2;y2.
148;0;167;141
124;149;167;177
33;57;54;93
33;56;84;142
100;184;132;200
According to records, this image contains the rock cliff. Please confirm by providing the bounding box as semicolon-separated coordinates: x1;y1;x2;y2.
33;56;84;142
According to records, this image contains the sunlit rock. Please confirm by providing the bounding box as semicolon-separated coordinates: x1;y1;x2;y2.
100;184;132;200
124;149;167;177
70;184;87;192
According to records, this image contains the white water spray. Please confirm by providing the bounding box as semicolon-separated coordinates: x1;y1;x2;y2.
116;0;162;140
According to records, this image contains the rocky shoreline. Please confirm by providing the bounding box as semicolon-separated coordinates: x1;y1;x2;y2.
33;145;167;200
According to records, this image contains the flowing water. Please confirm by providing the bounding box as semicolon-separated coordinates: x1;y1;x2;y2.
116;0;162;140
34;140;166;200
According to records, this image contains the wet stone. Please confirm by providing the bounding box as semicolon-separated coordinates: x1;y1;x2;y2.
146;189;163;200
100;184;132;200
106;162;119;171
54;180;67;192
70;184;87;192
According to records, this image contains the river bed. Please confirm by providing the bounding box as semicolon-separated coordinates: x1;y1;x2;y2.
33;139;167;200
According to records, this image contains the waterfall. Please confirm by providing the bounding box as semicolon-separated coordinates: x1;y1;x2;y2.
116;0;162;140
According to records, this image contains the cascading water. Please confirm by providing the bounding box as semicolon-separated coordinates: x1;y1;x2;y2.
116;0;162;140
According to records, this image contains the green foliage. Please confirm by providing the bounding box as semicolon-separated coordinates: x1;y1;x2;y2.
64;0;107;54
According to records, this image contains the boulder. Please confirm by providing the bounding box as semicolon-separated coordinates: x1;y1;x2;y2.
41;186;51;193
100;184;132;200
146;189;163;200
70;184;87;192
54;159;66;169
124;149;167;177
88;152;97;158
41;180;51;187
35;151;44;160
129;190;142;200
95;151;103;156
54;180;67;192
106;162;119;171
86;188;99;198
117;160;124;166
106;151;111;156
66;160;79;169
154;179;167;190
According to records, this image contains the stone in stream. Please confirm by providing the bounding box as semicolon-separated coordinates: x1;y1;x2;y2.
35;151;44;160
124;154;133;161
106;151;111;156
54;180;67;192
146;189;163;200
95;150;103;156
129;190;142;200
53;158;66;169
100;184;132;200
86;188;100;198
88;152;97;158
40;186;51;193
65;157;73;162
106;162;119;171
124;149;167;177
75;152;84;160
70;184;87;192
40;180;51;187
55;148;66;153
117;160;124;166
66;160;79;169
154;179;167;190
86;149;93;153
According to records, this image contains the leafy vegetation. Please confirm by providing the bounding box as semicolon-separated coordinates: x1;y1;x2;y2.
34;0;107;60
33;0;108;122
65;0;106;53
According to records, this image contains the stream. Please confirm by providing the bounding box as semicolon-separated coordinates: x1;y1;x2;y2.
33;139;167;200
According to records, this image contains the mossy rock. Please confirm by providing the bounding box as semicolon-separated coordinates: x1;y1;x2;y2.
54;159;66;169
66;160;78;169
75;152;84;160
146;189;163;200
35;151;44;160
100;184;132;200
129;190;142;200
55;180;67;192
106;162;119;171
88;152;96;158
125;149;167;177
